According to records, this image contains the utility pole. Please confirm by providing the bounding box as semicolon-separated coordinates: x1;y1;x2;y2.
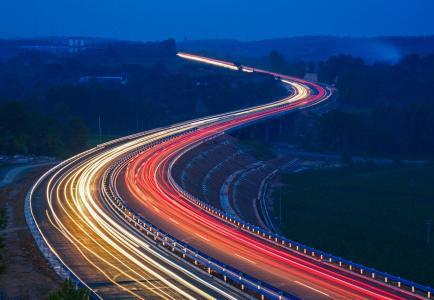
427;220;432;245
279;185;282;225
98;115;102;143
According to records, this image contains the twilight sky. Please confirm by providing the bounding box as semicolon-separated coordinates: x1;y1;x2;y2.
1;0;434;41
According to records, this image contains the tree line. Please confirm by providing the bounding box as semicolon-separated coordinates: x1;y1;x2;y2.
268;50;434;159
0;101;87;157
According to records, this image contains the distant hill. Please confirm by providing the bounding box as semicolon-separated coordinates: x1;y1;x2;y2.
178;36;434;63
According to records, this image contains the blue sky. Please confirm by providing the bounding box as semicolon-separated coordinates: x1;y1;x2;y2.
1;0;434;41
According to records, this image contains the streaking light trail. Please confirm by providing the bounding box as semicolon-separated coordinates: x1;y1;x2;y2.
27;52;431;300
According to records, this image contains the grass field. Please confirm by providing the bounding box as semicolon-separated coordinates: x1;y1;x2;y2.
274;164;434;286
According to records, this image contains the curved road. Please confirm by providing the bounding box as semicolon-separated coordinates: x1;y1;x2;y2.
28;53;429;299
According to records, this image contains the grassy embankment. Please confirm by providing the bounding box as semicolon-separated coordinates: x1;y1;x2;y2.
274;164;434;286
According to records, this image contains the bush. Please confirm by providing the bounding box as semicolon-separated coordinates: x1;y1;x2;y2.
48;279;89;300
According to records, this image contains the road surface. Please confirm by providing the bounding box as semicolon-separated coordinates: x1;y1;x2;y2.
28;53;430;299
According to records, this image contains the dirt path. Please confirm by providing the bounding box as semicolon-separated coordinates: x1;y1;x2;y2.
0;163;54;189
0;168;61;299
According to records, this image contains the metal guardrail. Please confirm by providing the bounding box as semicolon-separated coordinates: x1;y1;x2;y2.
103;149;299;300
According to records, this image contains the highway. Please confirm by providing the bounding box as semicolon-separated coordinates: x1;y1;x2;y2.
27;52;431;299
29;126;251;299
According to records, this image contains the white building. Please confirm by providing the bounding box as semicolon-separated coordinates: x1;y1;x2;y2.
68;37;86;53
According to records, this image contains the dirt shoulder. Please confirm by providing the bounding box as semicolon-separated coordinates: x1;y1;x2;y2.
0;168;61;299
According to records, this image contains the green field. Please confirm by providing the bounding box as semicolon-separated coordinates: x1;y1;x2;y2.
274;165;434;286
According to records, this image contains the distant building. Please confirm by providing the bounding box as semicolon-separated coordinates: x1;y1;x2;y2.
68;37;86;53
78;75;127;85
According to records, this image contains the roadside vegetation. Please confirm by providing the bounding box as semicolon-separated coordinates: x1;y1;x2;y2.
274;164;434;286
0;102;88;158
48;279;89;300
0;171;62;298
0;207;7;273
